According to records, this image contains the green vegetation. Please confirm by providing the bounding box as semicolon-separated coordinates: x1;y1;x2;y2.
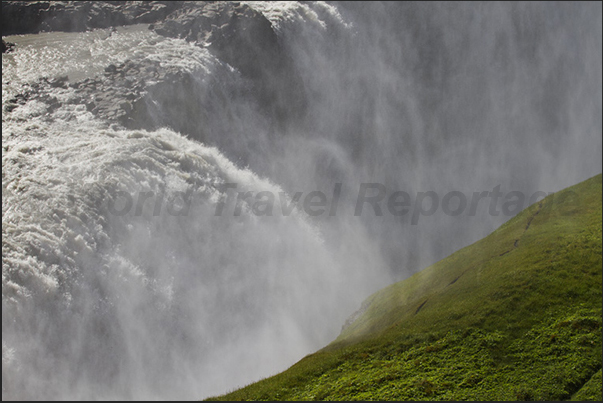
209;174;602;401
571;368;602;401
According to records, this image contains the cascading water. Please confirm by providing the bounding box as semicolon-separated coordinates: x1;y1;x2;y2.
2;1;601;400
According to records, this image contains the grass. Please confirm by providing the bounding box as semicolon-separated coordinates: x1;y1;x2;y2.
208;174;602;401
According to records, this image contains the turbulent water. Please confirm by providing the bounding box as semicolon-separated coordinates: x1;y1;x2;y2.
2;1;601;400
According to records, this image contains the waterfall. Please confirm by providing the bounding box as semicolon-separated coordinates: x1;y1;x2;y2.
2;1;601;400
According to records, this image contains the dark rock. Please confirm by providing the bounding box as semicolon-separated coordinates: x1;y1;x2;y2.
5;91;30;112
104;64;118;74
2;38;15;53
48;75;69;88
119;101;132;113
4;103;19;112
85;101;96;112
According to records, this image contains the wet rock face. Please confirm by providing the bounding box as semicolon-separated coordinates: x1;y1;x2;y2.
153;2;280;80
152;2;308;127
1;1;185;36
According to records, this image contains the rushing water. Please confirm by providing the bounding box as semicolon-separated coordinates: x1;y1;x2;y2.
2;1;601;400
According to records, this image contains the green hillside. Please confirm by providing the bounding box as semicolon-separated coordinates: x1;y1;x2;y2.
209;174;603;401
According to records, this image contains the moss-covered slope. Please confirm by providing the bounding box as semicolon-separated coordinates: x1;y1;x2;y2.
210;174;602;401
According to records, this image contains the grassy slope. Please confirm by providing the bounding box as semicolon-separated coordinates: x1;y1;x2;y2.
209;174;602;401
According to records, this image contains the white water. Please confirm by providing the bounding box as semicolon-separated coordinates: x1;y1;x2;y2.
2;7;387;399
2;1;601;400
2;120;360;399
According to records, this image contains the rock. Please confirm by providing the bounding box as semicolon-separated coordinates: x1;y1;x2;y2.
152;2;280;80
152;2;308;125
4;103;19;112
119;101;132;113
48;76;69;88
104;64;117;74
2;38;15;53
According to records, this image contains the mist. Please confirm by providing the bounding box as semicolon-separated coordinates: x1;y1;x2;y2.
2;1;601;400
